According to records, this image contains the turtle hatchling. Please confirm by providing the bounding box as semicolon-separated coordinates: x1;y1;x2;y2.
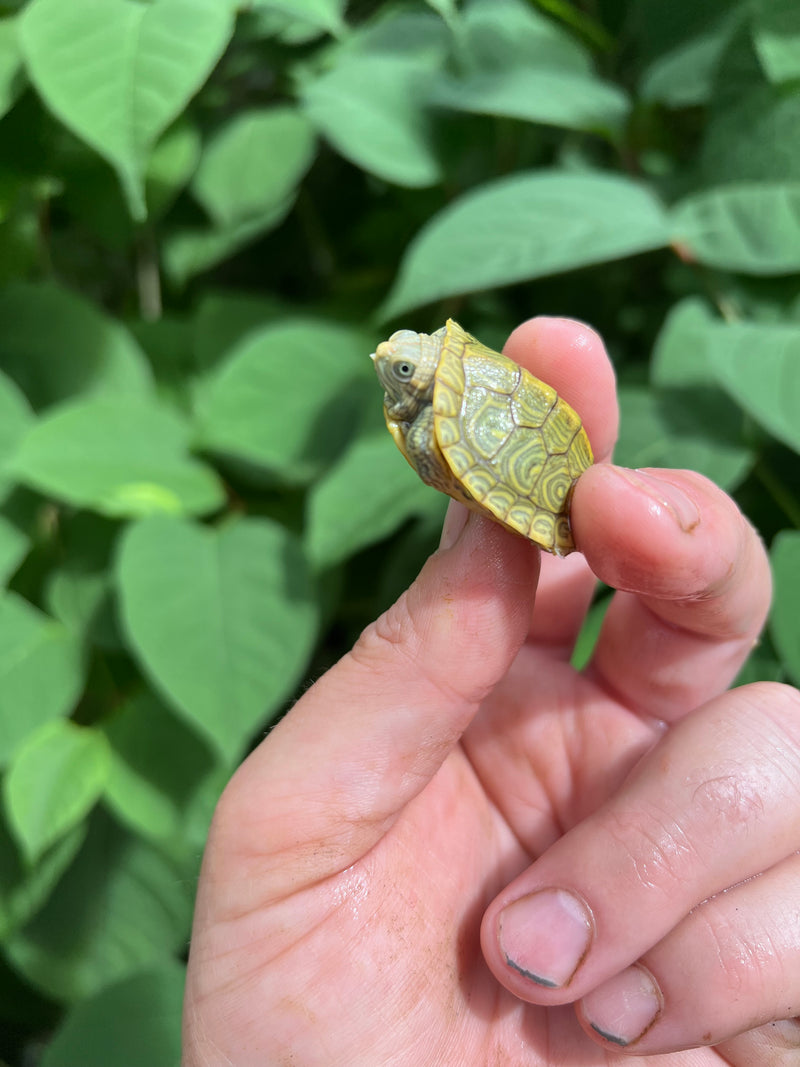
371;319;593;556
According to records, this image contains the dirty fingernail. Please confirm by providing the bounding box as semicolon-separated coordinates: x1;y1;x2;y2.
498;887;594;989
616;467;700;533
581;963;663;1047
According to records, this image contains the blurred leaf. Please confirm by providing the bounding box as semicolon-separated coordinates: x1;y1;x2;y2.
19;0;234;219
0;369;34;502
0;819;86;940
192;291;283;371
615;385;752;490
192;108;316;228
431;66;629;138
116;515;318;763
40;961;184;1067
700;29;800;185
0;515;28;583
10;396;225;519
4;811;191;1001
637;4;741;106
306;432;437;569
708;323;800;452
671;183;800;275
194;319;373;482
249;0;347;38
102;691;215;849
752;0;800;84
651;297;718;386
460;0;591;74
146;119;202;220
0;17;25;120
425;0;457;20
3;721;110;864
163;203;292;285
301;54;441;187
0;593;84;767
570;589;609;670
0;283;152;411
381;170;669;319
770;531;800;688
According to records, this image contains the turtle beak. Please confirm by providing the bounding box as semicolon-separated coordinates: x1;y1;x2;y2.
369;350;376;362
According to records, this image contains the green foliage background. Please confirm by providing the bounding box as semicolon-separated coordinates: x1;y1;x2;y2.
0;0;798;1061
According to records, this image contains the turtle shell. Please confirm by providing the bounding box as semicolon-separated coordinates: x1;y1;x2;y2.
433;320;592;556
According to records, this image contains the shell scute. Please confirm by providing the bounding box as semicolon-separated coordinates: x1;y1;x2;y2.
463;388;516;461
511;376;557;429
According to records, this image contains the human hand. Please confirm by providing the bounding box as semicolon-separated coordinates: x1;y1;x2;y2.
182;317;800;1066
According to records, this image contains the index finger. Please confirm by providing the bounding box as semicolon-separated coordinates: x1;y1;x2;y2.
502;316;618;650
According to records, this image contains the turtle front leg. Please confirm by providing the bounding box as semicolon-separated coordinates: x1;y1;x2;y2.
405;405;472;505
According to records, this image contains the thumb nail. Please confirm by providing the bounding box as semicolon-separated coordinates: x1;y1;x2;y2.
615;468;700;534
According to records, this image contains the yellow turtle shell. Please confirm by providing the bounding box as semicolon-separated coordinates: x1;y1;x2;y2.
374;319;594;556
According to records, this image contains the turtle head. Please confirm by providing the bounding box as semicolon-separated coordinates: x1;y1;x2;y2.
370;327;444;421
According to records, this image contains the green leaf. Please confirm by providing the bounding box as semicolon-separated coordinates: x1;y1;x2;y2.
102;691;215;849
380;170;670;319
9;395;225;519
651;298;718;386
0;282;152;411
0;515;29;584
116;516;318;762
707;322;800;452
301;54;441;187
18;0;235;220
459;0;591;74
425;0;457;20
162;204;292;286
41;961;184;1067
0;593;84;767
615;385;753;491
306;433;437;569
0;17;25;120
3;810;192;1001
192;107;316;228
192;291;284;371
3;721;110;864
432;66;629;137
146;119;202;221
193;319;373;482
752;0;800;84
0;369;34;502
249;0;347;39
770;531;800;687
671;183;800;275
0;818;86;940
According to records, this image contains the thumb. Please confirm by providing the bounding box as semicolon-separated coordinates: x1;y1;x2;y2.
205;507;538;907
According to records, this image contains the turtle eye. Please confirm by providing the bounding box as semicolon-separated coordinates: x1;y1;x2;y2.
393;360;415;381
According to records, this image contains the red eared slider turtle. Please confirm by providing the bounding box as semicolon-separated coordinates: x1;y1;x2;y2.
371;319;593;556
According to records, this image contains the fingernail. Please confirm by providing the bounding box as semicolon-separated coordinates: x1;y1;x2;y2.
498;888;594;988
439;501;470;550
616;468;700;533
580;964;663;1047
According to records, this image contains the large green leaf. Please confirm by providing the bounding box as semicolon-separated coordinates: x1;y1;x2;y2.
706;321;800;452
671;183;800;275
193;319;373;482
3;721;110;864
301;54;441;187
0;593;84;766
4;811;191;1001
116;515;318;762
192;108;316;228
0;283;152;410
306;432;439;569
380;170;670;319
18;0;234;219
0;368;34;502
458;0;591;75
615;385;752;491
251;0;347;37
752;0;800;84
0;17;25;120
9;395;225;518
102;691;215;850
0;818;86;940
770;531;800;687
41;961;184;1067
